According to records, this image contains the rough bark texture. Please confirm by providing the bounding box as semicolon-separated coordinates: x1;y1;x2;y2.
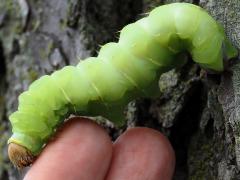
0;0;239;179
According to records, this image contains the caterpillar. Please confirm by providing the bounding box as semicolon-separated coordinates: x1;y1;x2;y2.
8;2;237;168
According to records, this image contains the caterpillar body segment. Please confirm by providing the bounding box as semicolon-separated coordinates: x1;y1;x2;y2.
8;3;237;168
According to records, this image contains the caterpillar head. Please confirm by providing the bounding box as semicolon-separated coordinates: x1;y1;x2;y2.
8;143;35;169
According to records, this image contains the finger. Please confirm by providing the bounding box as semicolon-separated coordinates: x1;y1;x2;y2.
24;117;112;180
106;127;175;180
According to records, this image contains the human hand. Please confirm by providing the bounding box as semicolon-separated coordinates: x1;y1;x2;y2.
24;117;175;180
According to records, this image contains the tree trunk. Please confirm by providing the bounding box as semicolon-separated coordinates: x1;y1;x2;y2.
0;0;239;179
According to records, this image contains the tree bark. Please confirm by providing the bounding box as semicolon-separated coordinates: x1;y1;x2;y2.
0;0;239;179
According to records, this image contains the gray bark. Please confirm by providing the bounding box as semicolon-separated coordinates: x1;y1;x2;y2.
0;0;239;179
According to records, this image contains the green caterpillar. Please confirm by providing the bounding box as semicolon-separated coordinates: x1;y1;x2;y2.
8;2;237;168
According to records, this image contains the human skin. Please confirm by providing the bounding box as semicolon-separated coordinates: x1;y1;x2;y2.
24;117;175;180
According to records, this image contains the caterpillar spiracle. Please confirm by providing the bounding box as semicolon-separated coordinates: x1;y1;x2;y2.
8;3;238;168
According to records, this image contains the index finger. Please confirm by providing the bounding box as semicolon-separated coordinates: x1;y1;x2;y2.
24;117;113;180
